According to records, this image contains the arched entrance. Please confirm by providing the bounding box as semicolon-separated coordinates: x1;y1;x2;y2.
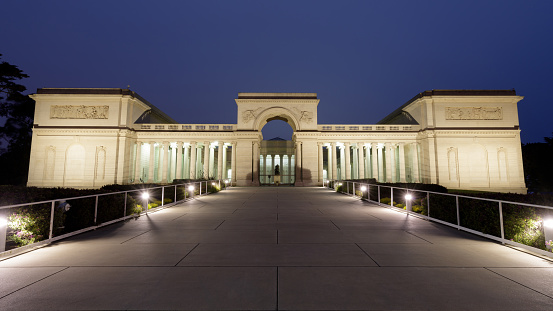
256;109;299;185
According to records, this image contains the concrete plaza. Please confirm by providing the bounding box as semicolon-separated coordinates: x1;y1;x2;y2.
1;187;552;310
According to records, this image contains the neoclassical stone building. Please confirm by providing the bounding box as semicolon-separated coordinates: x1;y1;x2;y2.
27;88;526;193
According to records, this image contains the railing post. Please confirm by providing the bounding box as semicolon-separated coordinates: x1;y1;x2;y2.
347;182;349;194
94;195;99;225
49;200;55;239
499;201;505;243
427;191;430;217
353;183;356;197
174;185;177;202
199;182;202;196
377;185;381;203
456;195;460;229
162;186;165;206
124;191;128;217
391;188;394;207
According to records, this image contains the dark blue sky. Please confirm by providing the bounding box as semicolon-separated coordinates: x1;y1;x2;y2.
2;0;552;143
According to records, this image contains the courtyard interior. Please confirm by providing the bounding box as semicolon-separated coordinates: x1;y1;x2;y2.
0;187;552;310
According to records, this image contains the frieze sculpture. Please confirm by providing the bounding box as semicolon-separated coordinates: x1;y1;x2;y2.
445;107;502;120
241;107;263;123
51;105;109;119
292;107;313;124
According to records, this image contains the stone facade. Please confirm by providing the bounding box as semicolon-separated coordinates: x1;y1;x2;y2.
27;89;526;193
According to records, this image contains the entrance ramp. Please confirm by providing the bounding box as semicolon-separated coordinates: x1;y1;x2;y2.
1;187;552;310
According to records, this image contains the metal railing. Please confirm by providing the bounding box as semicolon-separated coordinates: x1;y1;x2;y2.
0;180;230;258
322;179;553;259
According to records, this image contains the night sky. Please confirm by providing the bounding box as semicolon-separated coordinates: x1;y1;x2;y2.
2;0;552;143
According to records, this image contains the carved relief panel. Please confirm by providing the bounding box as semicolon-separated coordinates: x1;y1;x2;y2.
445;107;502;120
51;105;109;119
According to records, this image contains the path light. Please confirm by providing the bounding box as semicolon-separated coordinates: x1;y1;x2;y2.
544;218;553;250
360;186;367;192
405;193;413;212
141;192;149;213
188;185;195;192
212;182;216;186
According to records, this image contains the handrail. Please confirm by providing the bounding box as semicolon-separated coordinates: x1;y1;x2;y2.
0;180;230;258
322;179;553;259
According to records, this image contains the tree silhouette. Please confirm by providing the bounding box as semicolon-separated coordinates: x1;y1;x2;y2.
0;54;35;185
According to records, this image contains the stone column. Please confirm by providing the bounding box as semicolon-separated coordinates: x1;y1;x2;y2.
358;144;365;180
262;155;267;183
183;144;190;179
390;144;397;183
222;145;228;180
399;143;406;182
295;141;302;181
203;141;210;179
318;142;323;182
412;143;420;182
287;154;292;183
344;143;351;180
377;144;384;181
231;141;237;183
162;141;170;183
253;141;260;184
385;143;392;182
176;141;183;179
371;143;382;181
134;141;142;183
148;141;156;182
339;146;345;180
189;142;196;179
331;142;337;180
352;145;358;179
217;142;223;180
279;154;283;179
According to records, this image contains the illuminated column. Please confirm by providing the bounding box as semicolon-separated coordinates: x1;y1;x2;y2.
148;141;155;182
371;143;378;180
176;141;183;179
295;141;302;181
253;141;260;184
279;154;283;178
287;154;292;183
162;141;169;183
385;143;392;182
134;141;142;183
231;141;237;183
344;143;351;180
262;155;267;183
222;144;228;180
203;141;210;179
390;144;397;182
398;143;406;182
338;146;344;180
189;142;196;179
217;142;223;180
352;145;358;179
331;142;337;180
377;144;384;181
318;142;323;182
412;143;420;182
183;144;190;179
358;144;365;180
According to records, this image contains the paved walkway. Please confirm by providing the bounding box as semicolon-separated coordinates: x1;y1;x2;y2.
1;187;553;310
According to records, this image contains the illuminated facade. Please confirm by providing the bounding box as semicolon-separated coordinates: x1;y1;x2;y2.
27;89;526;193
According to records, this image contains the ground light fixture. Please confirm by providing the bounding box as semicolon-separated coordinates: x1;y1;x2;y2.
141;192;149;213
212;182;216;186
360;186;367;192
405;193;413;212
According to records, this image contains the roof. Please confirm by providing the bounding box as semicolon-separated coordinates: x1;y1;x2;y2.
238;93;317;100
378;89;517;125
35;88;177;124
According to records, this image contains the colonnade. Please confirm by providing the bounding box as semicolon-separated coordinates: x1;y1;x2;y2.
132;140;236;184
319;141;421;183
259;154;295;184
